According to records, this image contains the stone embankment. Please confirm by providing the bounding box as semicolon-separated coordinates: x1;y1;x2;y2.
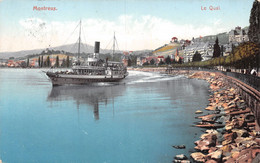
129;68;260;162
187;71;260;163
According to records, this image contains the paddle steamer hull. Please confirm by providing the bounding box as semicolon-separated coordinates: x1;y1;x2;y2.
46;72;128;86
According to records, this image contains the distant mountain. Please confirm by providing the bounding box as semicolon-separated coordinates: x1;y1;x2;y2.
0;43;127;59
52;43;124;54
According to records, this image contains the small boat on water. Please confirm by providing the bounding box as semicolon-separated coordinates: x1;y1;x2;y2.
46;21;128;86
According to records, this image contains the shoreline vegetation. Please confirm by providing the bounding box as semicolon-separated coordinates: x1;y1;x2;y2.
130;68;260;163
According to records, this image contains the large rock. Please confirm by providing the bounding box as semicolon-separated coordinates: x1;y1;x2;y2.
208;147;217;153
195;131;218;151
194;143;210;151
191;152;206;162
173;160;190;163
232;129;249;137
195;110;203;114
225;157;236;163
231;151;240;159
174;154;188;160
235;137;257;148
222;103;228;109
225;123;233;131
205;160;217;163
208;150;223;160
244;114;255;123
172;145;186;149
221;145;232;154
222;132;237;145
205;106;216;111
227;118;246;129
200;130;218;139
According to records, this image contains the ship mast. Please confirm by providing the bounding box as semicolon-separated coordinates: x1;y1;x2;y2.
112;32;115;59
78;20;82;63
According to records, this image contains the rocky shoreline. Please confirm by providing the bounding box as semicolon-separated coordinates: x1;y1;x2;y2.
129;68;260;162
176;71;260;163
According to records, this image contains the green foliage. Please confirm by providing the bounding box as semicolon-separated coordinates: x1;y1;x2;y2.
55;56;59;67
165;55;171;64
61;59;66;67
178;57;183;64
47;56;50;67
41;56;43;67
128;55;137;66
66;55;70;67
127;58;131;67
248;0;260;44
192;51;202;62
38;56;40;67
158;60;165;65
26;58;29;67
143;61;149;66
20;61;26;68
150;59;155;65
213;37;221;58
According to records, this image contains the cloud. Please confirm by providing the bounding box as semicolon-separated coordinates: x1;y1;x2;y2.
2;15;229;52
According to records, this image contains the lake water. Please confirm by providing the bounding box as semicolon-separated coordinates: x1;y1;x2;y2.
0;69;210;163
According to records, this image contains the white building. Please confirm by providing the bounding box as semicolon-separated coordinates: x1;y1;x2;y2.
182;41;213;62
229;26;249;43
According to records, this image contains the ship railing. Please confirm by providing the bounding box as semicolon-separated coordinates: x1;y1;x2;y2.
72;66;106;70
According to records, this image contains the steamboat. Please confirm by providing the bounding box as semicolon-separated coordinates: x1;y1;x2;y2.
46;22;128;86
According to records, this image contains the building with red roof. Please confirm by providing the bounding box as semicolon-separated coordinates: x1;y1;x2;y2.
171;37;178;43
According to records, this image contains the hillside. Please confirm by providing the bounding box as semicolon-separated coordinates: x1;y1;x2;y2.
152;42;182;57
152;26;250;57
0;43;123;59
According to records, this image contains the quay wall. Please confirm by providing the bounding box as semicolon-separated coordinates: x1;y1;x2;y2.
129;67;260;131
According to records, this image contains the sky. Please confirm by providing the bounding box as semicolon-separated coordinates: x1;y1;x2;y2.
0;0;255;52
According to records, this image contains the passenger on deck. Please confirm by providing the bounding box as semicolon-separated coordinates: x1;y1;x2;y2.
250;69;257;76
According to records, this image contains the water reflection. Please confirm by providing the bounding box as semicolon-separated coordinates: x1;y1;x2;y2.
47;83;126;120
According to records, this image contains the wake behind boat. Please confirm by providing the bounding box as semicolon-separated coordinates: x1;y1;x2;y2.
46;21;128;86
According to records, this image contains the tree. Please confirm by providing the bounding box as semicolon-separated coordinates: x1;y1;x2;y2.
129;55;137;66
61;59;66;67
192;51;203;62
38;56;40;68
212;37;221;58
27;58;29;67
127;58;131;67
178;57;183;64
248;0;260;44
66;55;70;67
143;61;149;66
41;56;43;67
231;44;235;54
55;56;59;67
150;59;155;65
158;60;164;65
221;45;224;56
20;61;26;68
47;56;50;67
165;55;171;64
